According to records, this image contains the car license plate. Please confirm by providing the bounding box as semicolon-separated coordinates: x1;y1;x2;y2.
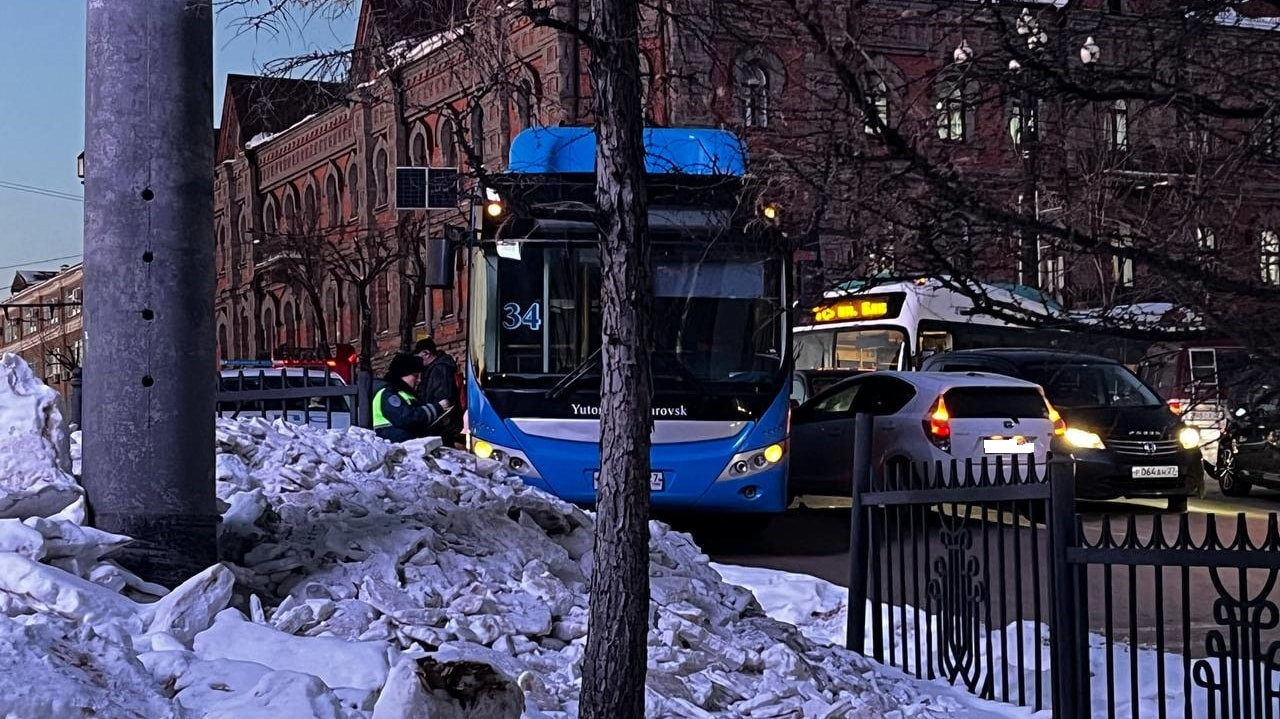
1132;466;1179;479
593;471;665;491
983;437;1035;454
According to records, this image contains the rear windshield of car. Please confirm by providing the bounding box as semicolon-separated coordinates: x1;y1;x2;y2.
217;372;352;414
944;387;1049;419
1020;362;1162;409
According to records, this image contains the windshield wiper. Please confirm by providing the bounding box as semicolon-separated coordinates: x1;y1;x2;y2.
546;346;604;400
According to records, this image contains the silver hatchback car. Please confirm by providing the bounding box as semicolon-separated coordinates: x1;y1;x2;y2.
790;371;1060;496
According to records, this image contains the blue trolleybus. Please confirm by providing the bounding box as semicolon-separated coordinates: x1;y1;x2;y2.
465;127;792;514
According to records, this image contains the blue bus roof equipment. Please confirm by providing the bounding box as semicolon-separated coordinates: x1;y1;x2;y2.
507;127;748;176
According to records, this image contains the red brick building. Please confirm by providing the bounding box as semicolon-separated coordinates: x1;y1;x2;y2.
214;0;1280;367
0;264;84;398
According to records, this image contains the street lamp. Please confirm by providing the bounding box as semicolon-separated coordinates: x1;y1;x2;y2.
1081;37;1101;65
76;152;85;183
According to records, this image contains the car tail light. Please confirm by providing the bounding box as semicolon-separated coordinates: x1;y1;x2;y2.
924;395;951;452
1046;400;1067;436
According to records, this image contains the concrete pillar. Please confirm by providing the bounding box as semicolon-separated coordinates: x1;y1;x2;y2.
82;0;219;585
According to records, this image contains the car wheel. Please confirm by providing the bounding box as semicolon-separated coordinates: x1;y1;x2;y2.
1217;445;1252;497
1166;495;1189;513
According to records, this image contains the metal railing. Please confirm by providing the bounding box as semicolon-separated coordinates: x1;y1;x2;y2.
846;412;1280;719
68;366;375;431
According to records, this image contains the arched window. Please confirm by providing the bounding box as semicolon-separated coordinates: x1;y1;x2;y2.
935;74;975;142
283;300;297;347
374;146;389;207
439;118;458;167
218;323;229;361
470;105;486;165
283;190;297;231
516;71;542;129
347;159;360;218
411;126;433;166
1262;229;1280;285
238;309;251;358
303;184;317;229
325;171;341;227
237;209;249;258
865;72;888;135
1105;99;1129;150
742;62;769;127
262;305;276;350
262;197;278;237
637;54;653;120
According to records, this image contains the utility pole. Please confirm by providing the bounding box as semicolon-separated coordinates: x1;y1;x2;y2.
82;0;218;585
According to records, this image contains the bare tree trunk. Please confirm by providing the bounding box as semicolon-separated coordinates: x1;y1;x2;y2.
302;284;331;351
580;0;652;716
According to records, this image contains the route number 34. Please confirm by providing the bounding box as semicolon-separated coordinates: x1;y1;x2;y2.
502;302;543;331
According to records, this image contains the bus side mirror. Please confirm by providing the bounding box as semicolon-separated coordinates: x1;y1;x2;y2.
425;225;467;289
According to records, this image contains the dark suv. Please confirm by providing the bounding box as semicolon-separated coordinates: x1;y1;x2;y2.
921;349;1204;511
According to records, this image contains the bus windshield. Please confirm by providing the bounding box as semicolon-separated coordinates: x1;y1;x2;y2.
476;242;785;386
794;327;906;371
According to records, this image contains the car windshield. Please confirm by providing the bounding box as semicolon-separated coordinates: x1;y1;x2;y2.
1021;362;1162;409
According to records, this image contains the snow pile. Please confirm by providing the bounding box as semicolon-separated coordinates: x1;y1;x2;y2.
0;353;80;520
209;419;966;717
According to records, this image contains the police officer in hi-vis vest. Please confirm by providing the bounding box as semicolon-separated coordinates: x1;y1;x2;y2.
373;353;452;443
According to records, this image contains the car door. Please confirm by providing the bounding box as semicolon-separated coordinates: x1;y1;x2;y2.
791;380;864;494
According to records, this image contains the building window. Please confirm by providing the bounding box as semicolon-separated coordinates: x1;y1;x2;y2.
636;56;653;121
936;77;970;142
263;306;276;351
347;160;360;218
66;288;81;317
1008;96;1039;146
218;324;230;361
1262;229;1280;285
217;227;227;273
1106;100;1129;150
865;73;888;135
283;190;297;232
325;171;341;227
439;118;458;167
1261;115;1280;160
1112;238;1135;288
238;211;249;259
303;184;317;230
263;198;278;237
283;301;298;348
411;127;432;166
1040;244;1065;295
741;61;769;128
325;285;340;342
374;147;389;207
470;105;486;166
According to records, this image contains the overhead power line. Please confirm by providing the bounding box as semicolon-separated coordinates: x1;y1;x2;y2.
0;179;84;203
0;254;84;272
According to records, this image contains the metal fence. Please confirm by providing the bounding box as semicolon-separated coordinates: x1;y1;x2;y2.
68;366;374;431
846;413;1280;719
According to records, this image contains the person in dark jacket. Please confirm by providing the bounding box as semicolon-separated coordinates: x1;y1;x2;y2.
413;337;464;445
373;353;452;443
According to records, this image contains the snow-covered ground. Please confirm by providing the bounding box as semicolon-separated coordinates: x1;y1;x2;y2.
713;565;1236;719
0;352;1009;718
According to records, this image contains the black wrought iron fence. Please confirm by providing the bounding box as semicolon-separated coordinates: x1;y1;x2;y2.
846;412;1280;719
68;366;374;431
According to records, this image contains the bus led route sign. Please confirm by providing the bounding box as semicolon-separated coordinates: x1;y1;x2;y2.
812;296;892;323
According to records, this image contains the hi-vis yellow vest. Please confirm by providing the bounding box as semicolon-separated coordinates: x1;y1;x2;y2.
372;388;417;428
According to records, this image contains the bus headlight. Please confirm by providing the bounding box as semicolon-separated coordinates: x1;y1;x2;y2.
1178;426;1202;450
718;443;787;481
1064;428;1105;450
471;440;542;479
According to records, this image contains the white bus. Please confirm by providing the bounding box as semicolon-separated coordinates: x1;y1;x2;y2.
793;278;1073;371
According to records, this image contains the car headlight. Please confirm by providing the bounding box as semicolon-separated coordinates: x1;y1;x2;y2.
1064;427;1106;450
1178;426;1202;449
470;439;542;479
